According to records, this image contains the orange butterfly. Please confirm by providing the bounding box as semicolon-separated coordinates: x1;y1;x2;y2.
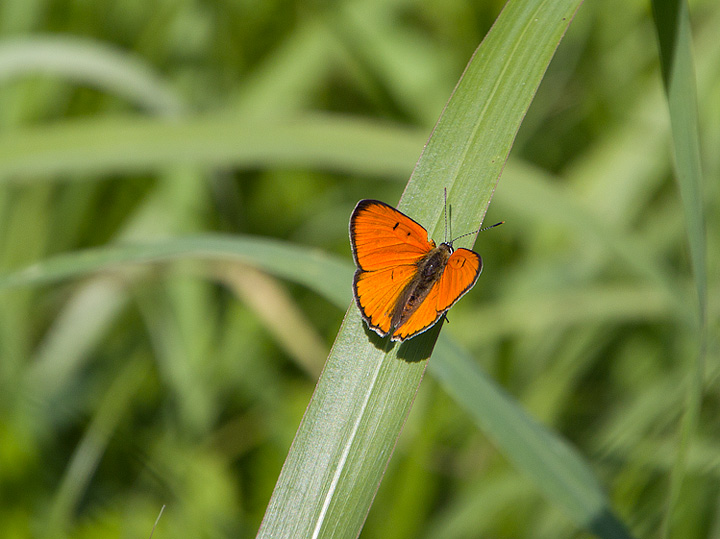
350;198;502;342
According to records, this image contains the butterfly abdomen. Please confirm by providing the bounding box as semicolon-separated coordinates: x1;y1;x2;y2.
391;244;452;331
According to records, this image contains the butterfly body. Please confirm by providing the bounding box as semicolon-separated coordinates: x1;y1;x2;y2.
390;242;452;331
350;199;484;342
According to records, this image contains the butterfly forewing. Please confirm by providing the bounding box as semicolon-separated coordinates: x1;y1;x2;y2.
350;200;434;271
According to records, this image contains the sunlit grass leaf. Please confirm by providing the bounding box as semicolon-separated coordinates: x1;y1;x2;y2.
257;1;613;537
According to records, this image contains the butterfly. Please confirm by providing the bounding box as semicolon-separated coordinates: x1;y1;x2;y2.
350;197;502;342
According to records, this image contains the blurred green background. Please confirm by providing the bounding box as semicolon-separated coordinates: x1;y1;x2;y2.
0;0;718;538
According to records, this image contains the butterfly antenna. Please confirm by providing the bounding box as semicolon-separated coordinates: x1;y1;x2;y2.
443;188;449;242
450;221;504;244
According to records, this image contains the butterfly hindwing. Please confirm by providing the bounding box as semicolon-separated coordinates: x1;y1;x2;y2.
391;281;443;341
354;264;417;336
437;248;482;311
391;248;481;341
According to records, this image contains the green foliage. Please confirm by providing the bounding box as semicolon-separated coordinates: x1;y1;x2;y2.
0;0;717;538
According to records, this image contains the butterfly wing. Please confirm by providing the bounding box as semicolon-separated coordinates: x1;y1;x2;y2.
391;247;482;341
350;200;434;271
350;200;435;337
354;265;417;336
436;248;482;311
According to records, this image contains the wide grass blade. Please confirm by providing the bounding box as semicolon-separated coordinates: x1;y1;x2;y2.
257;1;588;536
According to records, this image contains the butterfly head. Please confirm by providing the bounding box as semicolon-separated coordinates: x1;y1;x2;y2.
439;241;455;253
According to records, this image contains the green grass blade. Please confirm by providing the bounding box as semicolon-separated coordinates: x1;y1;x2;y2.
0;36;184;115
0;235;350;307
44;356;150;535
258;1;584;537
651;1;708;537
430;338;632;538
652;0;707;306
0;114;421;181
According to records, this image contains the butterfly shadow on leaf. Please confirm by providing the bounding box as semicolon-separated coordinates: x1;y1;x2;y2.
358;311;443;364
360;321;394;351
395;318;444;363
